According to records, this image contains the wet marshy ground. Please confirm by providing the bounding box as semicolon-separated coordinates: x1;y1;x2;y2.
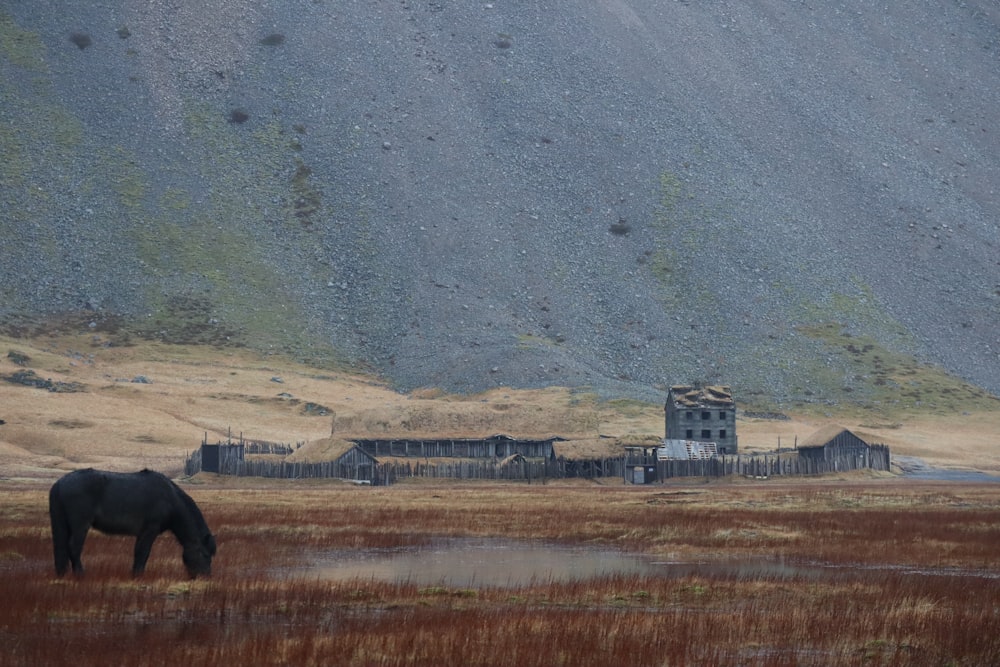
308;538;658;588
306;535;1000;592
3;481;1000;666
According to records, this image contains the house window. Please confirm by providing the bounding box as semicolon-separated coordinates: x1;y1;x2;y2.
719;430;727;439
701;411;711;420
685;429;693;439
701;429;711;439
719;411;727;420
685;411;693;419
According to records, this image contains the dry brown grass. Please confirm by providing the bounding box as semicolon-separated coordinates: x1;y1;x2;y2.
1;331;999;481
3;482;1000;666
4;331;999;665
329;386;602;439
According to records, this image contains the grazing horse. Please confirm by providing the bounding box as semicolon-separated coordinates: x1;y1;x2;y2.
49;468;216;578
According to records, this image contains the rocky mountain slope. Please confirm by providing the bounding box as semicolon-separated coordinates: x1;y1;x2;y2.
2;1;998;405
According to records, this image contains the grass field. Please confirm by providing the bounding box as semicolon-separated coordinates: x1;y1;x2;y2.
2;480;1000;666
2;331;1000;665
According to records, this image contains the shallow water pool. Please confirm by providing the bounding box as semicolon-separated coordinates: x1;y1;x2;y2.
304;537;1000;588
310;538;657;588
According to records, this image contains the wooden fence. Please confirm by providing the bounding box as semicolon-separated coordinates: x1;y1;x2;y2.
202;458;384;484
184;447;203;477
625;444;891;482
184;444;889;484
374;457;627;483
185;456;621;485
184;435;298;476
243;441;295;455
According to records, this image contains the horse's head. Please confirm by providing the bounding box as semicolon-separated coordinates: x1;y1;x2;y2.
183;533;217;578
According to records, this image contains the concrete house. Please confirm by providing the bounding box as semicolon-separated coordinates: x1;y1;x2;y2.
664;385;738;455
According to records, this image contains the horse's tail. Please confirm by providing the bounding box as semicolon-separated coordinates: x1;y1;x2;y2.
48;480;71;576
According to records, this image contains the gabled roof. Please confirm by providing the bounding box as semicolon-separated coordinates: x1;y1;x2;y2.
798;426;868;449
287;438;375;463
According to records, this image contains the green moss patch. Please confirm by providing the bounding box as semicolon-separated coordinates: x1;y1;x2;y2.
796;323;999;416
0;11;47;72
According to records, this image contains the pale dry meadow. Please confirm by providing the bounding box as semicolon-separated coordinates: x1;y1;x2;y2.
2;331;999;480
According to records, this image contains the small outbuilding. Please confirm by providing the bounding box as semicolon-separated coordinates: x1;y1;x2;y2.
330;444;379;483
198;441;245;473
797;426;868;458
623;438;721;484
288;438;380;484
797;426;882;470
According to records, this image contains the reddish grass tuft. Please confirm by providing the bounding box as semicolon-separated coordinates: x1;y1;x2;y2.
3;483;1000;666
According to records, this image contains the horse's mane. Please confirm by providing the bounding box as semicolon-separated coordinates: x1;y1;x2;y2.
169;481;211;538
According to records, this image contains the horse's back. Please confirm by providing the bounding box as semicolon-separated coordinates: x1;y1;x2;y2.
50;468;106;509
50;469;176;535
99;470;178;534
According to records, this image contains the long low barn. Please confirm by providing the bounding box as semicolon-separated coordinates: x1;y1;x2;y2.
351;434;559;459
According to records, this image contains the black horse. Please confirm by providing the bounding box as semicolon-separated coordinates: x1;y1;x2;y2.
49;468;216;578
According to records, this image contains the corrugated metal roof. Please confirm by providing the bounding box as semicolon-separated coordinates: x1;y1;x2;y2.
658;439;719;460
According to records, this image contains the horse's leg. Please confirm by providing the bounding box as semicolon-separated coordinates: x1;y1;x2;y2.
50;512;71;576
131;528;160;576
67;526;89;575
49;485;74;576
53;542;70;576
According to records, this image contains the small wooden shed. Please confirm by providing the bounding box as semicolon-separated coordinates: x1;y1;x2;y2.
332;445;379;483
288;438;380;484
797;426;871;463
199;442;245;473
623;438;720;484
